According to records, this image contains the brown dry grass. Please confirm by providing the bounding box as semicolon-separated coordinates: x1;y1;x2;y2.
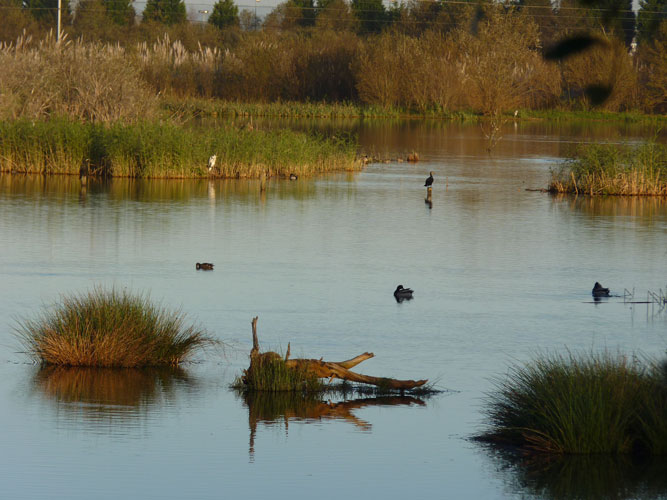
16;287;213;367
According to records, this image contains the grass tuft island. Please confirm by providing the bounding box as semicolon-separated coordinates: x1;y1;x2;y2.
477;352;667;455
16;288;213;367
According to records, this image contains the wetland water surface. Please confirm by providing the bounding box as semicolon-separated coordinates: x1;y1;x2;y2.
1;122;666;499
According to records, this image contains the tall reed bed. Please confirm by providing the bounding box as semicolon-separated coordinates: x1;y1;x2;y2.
0;119;358;178
549;141;667;195
479;352;667;455
0;33;157;123
16;288;212;367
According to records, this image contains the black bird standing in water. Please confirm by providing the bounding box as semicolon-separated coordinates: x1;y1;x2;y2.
424;172;434;187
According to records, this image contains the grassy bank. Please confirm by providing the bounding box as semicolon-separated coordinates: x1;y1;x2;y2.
549;141;667;196
519;109;667;125
478;352;667;455
16;288;213;367
166;98;666;123
164;97;482;121
0;119;359;178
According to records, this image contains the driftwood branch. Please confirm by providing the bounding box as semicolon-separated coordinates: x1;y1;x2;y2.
246;317;427;390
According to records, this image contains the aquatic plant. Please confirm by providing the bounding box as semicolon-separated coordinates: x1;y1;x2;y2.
16;288;213;367
549;140;667;195
234;354;324;393
478;351;667;455
0;118;359;178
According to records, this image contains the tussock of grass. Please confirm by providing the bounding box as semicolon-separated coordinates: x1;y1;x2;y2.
549;141;667;196
234;356;324;393
0;118;359;178
16;288;213;367
478;352;667;455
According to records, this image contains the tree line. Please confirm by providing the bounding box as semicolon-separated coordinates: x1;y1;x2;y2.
0;0;665;113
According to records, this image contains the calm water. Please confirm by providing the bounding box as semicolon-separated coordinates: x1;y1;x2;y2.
1;121;666;499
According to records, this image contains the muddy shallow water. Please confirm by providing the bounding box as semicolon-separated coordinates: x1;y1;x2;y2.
1;121;666;499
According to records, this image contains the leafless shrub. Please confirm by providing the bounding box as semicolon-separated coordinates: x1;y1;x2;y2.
561;34;638;111
456;6;561;115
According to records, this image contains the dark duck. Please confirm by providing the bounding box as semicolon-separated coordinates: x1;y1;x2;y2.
592;282;610;297
196;263;214;270
394;285;414;302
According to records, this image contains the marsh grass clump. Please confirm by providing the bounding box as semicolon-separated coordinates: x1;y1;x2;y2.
16;288;212;367
0;119;358;178
549;140;667;195
234;355;324;393
479;352;667;455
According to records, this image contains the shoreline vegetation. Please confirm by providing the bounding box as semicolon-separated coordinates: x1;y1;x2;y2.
549;141;667;196
477;352;667;456
0;27;663;179
165;97;667;123
0;119;359;178
15;287;214;367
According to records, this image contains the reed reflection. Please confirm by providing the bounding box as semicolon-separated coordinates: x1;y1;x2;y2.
0;174;325;204
551;193;667;222
240;391;426;460
32;366;197;429
489;448;667;500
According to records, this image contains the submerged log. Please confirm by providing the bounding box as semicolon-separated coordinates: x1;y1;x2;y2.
246;317;428;390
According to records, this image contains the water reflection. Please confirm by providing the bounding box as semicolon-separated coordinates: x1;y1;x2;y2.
488;448;667;500
551;194;667;222
240;391;425;460
0;174;324;204
32;366;197;431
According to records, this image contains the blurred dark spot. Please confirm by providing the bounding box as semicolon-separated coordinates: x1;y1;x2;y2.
585;85;613;106
543;35;605;61
470;6;485;36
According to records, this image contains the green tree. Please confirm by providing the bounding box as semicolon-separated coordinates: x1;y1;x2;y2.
209;0;239;29
25;0;71;26
351;0;387;33
105;0;135;25
292;0;316;26
142;0;186;25
637;0;667;43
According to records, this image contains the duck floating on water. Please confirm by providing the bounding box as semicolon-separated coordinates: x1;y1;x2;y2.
592;282;610;297
424;172;434;187
394;285;414;302
196;262;214;271
289;173;298;180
